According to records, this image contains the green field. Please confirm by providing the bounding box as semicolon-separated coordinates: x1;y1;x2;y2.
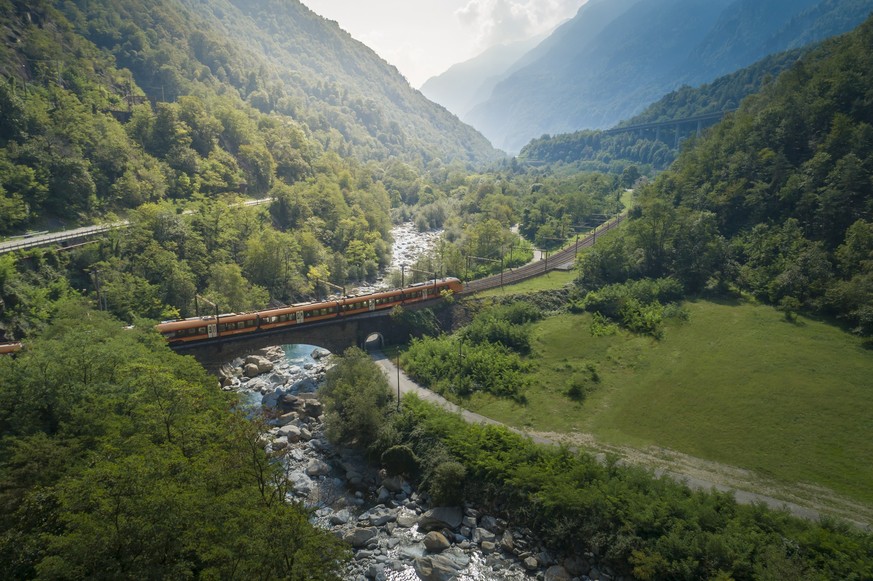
464;299;873;507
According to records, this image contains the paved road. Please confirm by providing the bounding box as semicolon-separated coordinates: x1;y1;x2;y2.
370;350;866;528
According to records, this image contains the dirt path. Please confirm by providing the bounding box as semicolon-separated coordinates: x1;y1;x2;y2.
371;351;872;530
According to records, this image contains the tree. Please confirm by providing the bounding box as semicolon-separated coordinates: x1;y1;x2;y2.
320;347;393;450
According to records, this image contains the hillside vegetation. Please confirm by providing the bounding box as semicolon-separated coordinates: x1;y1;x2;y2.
576;13;873;337
518;47;808;173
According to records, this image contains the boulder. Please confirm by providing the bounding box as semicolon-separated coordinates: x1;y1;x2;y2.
343;527;378;549
278;424;301;442
418;507;463;532
244;363;261;378
523;556;539;571
412;555;464;581
329;509;351;525
499;530;515;553
305;459;331;477
479;515;499;532
245;355;274;374
473;527;495;544
254;345;285;360
288;471;313;496
303;399;323;417
363;506;397;527
423;532;451;553
311;347;331;359
382;475;406;493
544;565;572;581
396;514;418;528
275;411;298;426
271;436;288;451
480;541;497;553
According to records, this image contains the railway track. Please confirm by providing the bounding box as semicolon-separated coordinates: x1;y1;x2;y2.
459;213;626;295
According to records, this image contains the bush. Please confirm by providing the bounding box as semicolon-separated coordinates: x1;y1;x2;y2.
428;461;466;506
381;444;419;477
321;347;394;449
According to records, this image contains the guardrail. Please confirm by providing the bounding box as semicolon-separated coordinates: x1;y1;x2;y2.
0;223;125;255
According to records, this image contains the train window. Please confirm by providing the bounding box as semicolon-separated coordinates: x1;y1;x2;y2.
198;327;206;334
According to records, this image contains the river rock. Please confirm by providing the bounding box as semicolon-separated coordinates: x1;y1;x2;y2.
288;470;313;495
271;436;288;451
245;355;274;374
480;540;497;553
523;556;539;571
278;424;301;442
361;506;397;527
544;565;572;581
473;527;495;544
305;459;331;477
303;399;323;417
275;411;298;426
418;507;463;532
500;530;515;552
412;555;464;581
244;363;261;378
423;532;450;553
254;345;284;360
330;509;352;525
396;513;418;528
344;527;378;548
479;515;500;533
311;347;331;359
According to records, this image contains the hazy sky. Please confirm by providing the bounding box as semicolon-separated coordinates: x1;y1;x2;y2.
301;0;587;88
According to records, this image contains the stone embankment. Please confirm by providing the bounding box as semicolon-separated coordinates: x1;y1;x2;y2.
228;346;626;581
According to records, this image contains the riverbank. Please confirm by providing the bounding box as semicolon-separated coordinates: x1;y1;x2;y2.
230;345;595;580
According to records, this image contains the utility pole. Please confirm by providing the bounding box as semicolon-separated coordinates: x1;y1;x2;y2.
396;349;401;412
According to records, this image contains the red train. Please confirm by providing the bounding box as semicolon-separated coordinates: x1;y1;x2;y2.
156;277;463;345
0;342;23;355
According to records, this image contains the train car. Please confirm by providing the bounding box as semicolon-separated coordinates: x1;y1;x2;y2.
0;342;23;355
155;277;463;346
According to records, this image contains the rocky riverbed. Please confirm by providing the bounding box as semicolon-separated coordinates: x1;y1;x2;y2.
222;345;621;581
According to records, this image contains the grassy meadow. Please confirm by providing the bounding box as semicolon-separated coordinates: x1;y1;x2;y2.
463;299;873;507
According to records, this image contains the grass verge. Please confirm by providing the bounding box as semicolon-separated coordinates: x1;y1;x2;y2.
463;299;873;509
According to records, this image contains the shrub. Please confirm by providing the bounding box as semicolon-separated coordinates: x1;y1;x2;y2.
381;444;419;477
428;461;466;506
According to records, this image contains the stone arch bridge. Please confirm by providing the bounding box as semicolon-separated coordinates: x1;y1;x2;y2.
173;308;418;374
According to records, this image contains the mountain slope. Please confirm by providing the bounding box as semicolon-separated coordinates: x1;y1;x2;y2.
583;12;873;336
518;47;809;171
68;0;501;166
420;34;545;120
468;0;873;153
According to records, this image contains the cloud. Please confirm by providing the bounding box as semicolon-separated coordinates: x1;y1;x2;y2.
456;0;586;49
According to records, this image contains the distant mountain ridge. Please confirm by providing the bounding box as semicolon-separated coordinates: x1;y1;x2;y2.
463;0;873;153
419;34;545;121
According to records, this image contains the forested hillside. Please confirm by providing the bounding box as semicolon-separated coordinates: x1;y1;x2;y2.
517;47;808;173
0;0;498;233
577;12;873;338
468;0;873;152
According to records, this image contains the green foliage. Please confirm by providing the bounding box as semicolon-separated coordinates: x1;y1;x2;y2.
320;347;394;450
0;302;349;578
376;397;873;581
381;445;419;477
576;16;873;334
428;461;467;506
576;278;683;337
